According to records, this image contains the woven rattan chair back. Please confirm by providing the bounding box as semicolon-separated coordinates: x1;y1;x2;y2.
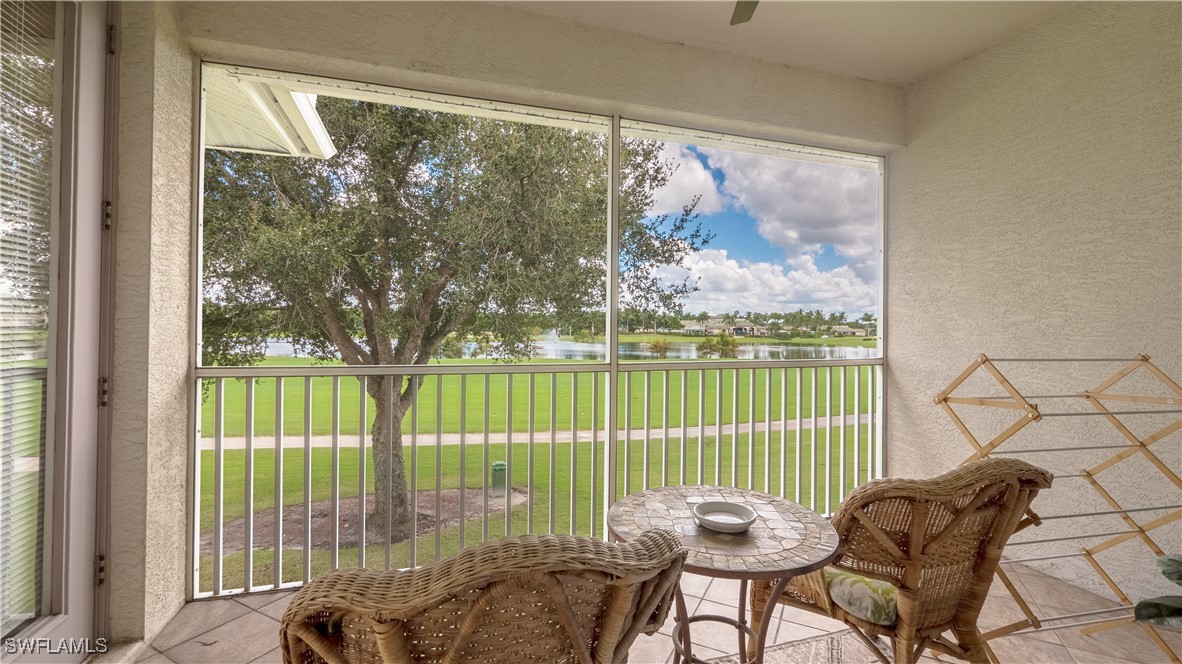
829;458;1052;661
280;529;686;664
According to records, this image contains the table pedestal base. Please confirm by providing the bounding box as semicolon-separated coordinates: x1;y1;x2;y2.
671;577;792;664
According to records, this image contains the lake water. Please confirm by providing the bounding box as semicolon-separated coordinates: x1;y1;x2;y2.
265;338;877;361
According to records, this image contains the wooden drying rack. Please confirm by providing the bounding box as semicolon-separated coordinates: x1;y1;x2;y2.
935;354;1181;664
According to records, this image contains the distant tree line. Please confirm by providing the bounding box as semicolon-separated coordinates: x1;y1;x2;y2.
533;307;878;338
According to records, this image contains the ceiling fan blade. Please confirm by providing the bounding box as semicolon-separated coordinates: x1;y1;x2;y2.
730;0;758;26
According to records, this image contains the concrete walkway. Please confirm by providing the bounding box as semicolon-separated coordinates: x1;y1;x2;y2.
201;414;873;450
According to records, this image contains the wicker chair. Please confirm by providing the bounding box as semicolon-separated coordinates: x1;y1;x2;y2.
749;458;1052;664
280;529;686;664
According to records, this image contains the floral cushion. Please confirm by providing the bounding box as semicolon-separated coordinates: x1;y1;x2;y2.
825;568;897;626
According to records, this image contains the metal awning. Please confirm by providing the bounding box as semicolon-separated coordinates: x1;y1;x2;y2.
203;64;336;159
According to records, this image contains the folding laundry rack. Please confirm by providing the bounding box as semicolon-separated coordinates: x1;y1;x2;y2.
934;354;1181;664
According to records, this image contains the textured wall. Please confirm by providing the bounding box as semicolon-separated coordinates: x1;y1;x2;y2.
109;2;194;642
176;1;904;154
887;3;1181;601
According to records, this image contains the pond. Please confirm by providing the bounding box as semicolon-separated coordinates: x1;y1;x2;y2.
265;338;878;361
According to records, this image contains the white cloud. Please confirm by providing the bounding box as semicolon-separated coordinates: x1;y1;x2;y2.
647;144;727;217
700;149;879;282
660;249;878;316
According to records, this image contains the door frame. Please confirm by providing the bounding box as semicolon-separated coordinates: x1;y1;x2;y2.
6;2;108;659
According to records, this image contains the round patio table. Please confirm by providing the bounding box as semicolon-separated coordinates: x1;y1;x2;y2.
607;485;840;664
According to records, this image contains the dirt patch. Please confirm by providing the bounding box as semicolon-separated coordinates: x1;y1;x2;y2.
203;489;526;556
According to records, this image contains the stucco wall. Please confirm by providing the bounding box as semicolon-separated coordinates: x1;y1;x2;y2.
176;1;904;155
109;2;194;643
887;2;1181;602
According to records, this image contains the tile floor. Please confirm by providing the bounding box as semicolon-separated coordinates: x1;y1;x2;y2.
137;564;1179;664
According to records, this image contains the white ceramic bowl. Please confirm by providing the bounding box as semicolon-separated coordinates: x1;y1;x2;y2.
692;501;757;533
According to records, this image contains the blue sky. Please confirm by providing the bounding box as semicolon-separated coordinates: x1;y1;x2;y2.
646;141;880;318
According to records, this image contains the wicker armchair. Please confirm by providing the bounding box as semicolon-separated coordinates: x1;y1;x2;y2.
280;529;686;664
750;458;1052;664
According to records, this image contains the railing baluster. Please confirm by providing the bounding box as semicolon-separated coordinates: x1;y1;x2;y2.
680;370;688;485
358;376;366;569
385;376;395;571
748;368;755;489
839;368;847;502
549;372;557;533
764;367;772;494
695;369;703;485
811;367;818;510
590;372;599;540
331;377;340;570
483;374;490;543
662;370;669;488
715;370;722;485
459;374;467;550
624;371;632;496
570;373;578;535
528;373;536;534
505;375;512;539
435;374;443;561
874;365;884;479
274;376;284;587
303;376;313;583
854;367;861;488
779;368;787;499
213;377;224;595
244;378;254;591
731;369;739;488
409;377;418;568
795;369;802;504
642;371;651;490
824;367;832;515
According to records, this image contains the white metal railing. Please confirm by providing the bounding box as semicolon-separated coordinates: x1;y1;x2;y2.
191;358;883;598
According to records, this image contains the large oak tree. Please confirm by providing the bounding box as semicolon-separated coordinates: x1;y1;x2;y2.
202;97;709;532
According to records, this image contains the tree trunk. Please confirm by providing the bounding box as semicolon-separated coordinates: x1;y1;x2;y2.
369;377;412;539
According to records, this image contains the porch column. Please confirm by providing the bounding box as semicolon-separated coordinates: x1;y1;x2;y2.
107;1;196;643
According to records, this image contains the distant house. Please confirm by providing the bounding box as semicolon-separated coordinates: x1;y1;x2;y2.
681;318;767;336
831;325;868;337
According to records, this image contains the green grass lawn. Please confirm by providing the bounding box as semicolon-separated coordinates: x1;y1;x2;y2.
200;358;879;438
199;424;880;592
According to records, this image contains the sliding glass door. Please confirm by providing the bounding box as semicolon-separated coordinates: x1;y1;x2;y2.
1;2;105;657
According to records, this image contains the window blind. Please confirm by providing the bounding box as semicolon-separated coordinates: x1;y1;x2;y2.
1;0;57;639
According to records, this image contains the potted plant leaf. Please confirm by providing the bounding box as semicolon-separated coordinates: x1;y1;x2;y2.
1134;555;1182;625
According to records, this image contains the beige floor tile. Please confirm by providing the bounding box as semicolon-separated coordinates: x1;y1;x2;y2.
772;619;826;645
979;592;1037;631
163;612;280;664
136;646;160;662
1031;615;1173;662
234;590;293;611
776;605;847;633
686;599;753;654
151;599;251;652
987;634;1077;663
704;578;744;608
258;593;296;621
627;632;675;664
678;572;713;599
1065;646;1156;664
247;647;284;664
1016;570;1119;613
139;652;176;664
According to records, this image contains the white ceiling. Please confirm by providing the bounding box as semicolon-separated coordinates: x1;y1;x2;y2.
506;1;1073;85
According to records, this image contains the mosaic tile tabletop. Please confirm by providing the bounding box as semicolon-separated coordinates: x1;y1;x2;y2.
608;485;840;579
